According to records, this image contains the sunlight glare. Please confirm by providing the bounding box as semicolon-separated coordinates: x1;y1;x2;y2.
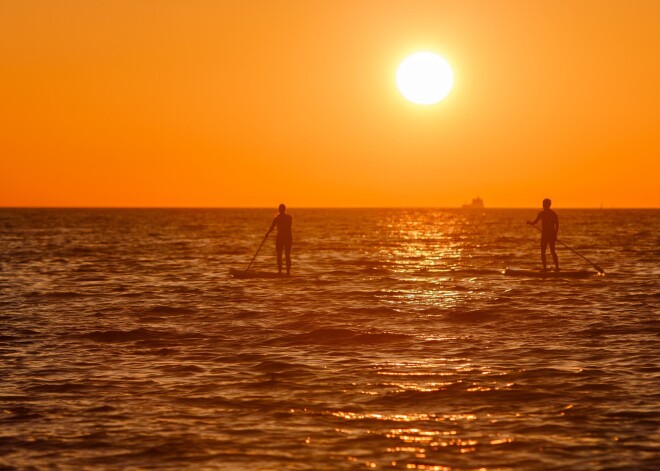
396;52;454;105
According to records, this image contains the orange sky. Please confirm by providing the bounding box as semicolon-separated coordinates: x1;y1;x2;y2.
1;1;659;207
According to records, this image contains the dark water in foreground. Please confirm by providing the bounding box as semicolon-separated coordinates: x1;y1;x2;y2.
1;208;658;470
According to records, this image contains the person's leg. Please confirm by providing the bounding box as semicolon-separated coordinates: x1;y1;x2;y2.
549;239;559;270
541;238;548;270
276;239;283;273
284;240;292;275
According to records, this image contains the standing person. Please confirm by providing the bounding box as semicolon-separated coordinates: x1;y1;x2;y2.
527;198;560;271
266;204;293;276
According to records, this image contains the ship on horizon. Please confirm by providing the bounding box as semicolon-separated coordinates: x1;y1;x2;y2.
462;197;484;209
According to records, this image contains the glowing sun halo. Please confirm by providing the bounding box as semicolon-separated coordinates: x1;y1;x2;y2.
396;52;454;105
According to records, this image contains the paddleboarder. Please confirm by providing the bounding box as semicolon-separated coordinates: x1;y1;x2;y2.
527;198;559;271
266;204;293;276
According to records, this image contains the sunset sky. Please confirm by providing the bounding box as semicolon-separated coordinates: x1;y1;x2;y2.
2;1;659;208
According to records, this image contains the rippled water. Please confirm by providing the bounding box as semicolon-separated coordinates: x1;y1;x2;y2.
1;208;658;470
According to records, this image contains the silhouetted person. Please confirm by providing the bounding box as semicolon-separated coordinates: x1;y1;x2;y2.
266;203;292;275
527;198;559;271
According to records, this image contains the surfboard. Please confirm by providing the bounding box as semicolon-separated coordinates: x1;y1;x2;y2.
229;268;288;279
503;267;596;278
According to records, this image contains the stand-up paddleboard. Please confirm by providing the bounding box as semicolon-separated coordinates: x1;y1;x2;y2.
503;267;597;278
229;268;289;279
527;225;605;275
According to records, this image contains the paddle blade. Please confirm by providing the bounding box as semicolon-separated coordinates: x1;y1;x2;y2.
229;267;249;278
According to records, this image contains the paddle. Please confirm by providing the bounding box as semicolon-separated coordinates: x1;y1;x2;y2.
244;232;270;272
528;224;605;274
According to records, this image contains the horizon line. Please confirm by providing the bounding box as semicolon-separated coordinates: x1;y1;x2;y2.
1;206;658;210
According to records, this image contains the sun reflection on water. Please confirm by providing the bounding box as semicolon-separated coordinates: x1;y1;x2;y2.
320;353;520;467
376;211;469;272
330;411;478;423
329;405;515;469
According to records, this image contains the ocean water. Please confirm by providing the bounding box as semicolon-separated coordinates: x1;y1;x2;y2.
1;208;658;470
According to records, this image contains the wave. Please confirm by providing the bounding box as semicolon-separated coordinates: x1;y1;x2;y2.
444;308;500;323
80;328;164;342
253;360;310;373
74;264;99;272
159;364;205;374
71;276;107;282
142;305;196;315
174;395;246;409
26;382;88;393
1;406;44;421
26;291;86;298
78;327;203;343
266;328;411;346
86;405;117;413
344;306;402;316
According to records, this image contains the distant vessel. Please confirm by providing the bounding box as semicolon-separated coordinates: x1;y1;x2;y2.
462;197;484;209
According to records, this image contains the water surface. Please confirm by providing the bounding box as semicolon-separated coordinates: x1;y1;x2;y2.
1;208;658;469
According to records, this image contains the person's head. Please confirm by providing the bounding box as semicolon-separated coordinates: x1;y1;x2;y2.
543;198;551;210
278;203;286;214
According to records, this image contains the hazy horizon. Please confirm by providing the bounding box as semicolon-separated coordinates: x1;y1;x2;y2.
2;205;658;210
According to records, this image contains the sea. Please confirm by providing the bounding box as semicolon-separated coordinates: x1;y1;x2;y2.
1;208;658;470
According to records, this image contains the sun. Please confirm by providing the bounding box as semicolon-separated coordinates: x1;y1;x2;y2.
396;52;454;105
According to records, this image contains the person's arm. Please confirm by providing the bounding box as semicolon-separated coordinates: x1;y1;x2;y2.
266;216;277;236
527;212;542;225
554;212;559;236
